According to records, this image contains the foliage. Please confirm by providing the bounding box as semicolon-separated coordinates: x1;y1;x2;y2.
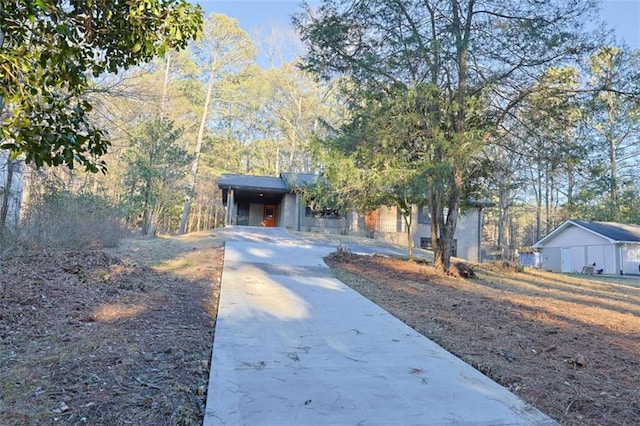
178;13;256;234
578;47;640;221
295;0;598;270
0;0;203;172
123;117;193;235
17;190;126;251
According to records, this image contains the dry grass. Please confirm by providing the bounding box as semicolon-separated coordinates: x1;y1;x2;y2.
5;227;640;425
326;253;640;426
0;231;223;425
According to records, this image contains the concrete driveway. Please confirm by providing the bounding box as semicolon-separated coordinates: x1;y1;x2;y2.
203;226;557;425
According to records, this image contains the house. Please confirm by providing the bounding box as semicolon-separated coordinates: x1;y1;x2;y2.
217;173;493;263
532;220;640;275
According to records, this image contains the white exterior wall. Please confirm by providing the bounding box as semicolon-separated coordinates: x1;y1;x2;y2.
540;247;562;272
539;225;617;273
621;244;640;275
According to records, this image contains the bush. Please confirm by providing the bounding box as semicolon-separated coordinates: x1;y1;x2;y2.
17;190;127;251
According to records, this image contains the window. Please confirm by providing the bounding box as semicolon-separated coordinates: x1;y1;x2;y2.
305;204;341;218
420;237;457;257
417;206;431;224
237;203;250;225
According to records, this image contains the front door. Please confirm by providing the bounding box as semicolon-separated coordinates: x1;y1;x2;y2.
263;204;276;227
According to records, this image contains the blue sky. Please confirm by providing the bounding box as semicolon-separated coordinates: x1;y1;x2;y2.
198;0;640;49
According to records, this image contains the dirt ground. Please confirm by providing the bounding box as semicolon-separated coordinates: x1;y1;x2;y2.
325;252;640;426
3;230;640;426
0;231;223;426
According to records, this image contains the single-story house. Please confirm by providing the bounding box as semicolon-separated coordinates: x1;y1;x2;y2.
532;220;640;275
217;173;494;263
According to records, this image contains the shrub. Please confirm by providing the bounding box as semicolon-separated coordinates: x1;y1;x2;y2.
17;190;127;251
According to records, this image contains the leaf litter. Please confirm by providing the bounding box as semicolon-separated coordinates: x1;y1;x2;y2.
0;231;223;425
325;253;640;426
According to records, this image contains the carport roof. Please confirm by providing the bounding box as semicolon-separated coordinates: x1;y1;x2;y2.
217;173;323;205
217;173;320;192
218;174;288;192
533;220;640;248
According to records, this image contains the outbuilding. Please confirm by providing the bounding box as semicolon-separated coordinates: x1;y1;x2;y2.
532;220;640;275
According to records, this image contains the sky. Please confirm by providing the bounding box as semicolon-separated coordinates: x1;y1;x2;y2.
198;0;640;50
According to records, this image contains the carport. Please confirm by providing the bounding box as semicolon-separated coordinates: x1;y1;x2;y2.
218;174;288;227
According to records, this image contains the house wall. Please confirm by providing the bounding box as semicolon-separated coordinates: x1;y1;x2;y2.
621;244;640;275
248;203;263;226
280;194;297;228
368;206;481;262
239;195;483;263
456;212;480;263
412;209;480;263
538;225;617;273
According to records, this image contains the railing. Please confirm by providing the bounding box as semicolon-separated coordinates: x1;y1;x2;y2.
302;215;405;235
302;216;347;230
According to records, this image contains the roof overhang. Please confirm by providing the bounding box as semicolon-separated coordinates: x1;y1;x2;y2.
218;174;289;205
532;220;618;248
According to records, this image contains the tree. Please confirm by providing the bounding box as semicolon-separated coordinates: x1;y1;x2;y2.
123;117;192;235
294;0;598;271
580;47;640;221
0;0;202;172
514;66;583;239
178;13;255;234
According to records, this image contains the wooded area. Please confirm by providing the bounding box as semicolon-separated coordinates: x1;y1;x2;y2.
1;1;639;268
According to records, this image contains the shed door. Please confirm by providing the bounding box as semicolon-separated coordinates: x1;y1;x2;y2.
561;248;572;273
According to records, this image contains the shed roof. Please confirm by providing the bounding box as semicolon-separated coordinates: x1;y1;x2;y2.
533;220;640;248
572;220;640;242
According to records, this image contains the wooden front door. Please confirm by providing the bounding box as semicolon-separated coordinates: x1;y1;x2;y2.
263;204;276;227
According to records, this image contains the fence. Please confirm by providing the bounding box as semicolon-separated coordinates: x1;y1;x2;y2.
301;215;405;236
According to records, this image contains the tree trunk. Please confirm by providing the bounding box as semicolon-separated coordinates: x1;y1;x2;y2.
402;209;413;261
161;53;171;113
535;168;542;241
179;60;216;234
0;159;15;233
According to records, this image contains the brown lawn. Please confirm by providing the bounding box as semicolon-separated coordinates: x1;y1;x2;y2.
3;230;640;426
0;232;223;425
325;252;640;426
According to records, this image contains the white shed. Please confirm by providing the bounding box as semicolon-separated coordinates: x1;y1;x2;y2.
532;220;640;275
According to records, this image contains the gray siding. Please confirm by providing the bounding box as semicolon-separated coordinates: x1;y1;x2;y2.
280;194;297;228
412;208;479;262
248;203;263;226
